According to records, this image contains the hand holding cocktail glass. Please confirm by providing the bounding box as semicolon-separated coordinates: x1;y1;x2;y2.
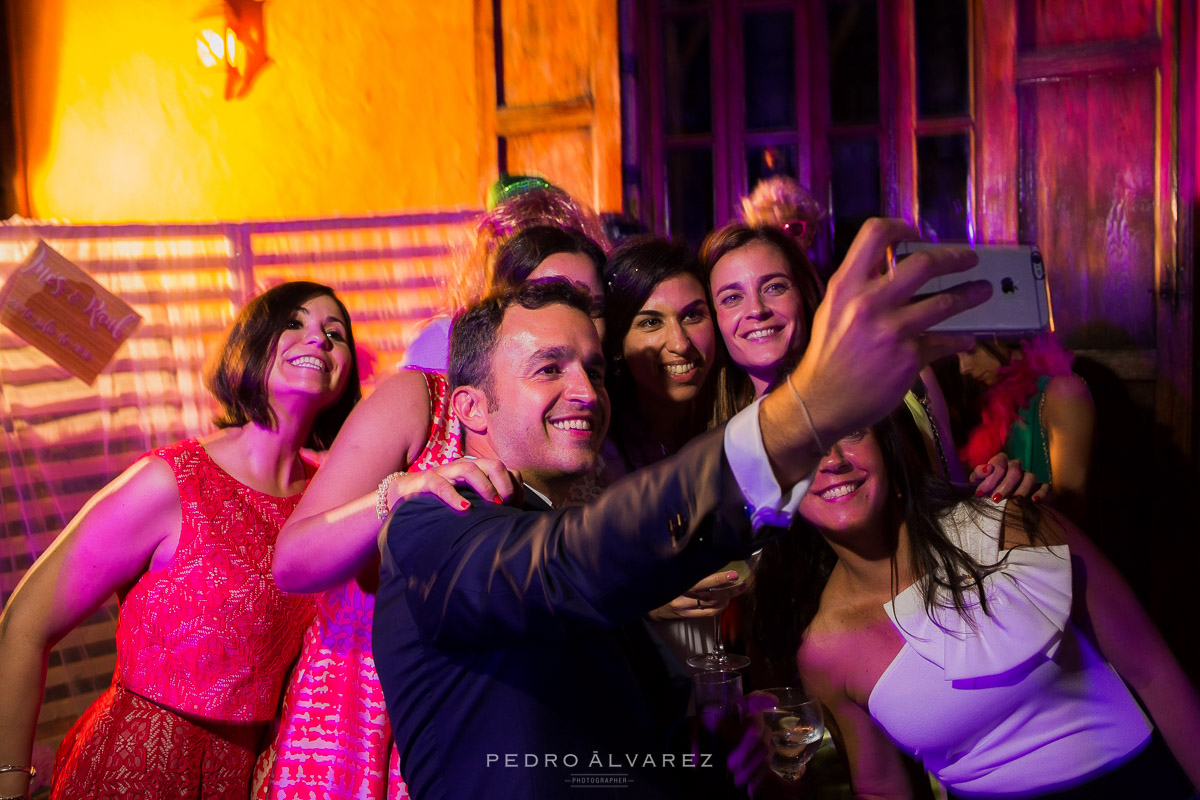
691;670;771;794
650;568;747;622
686;550;762;672
692;673;813;794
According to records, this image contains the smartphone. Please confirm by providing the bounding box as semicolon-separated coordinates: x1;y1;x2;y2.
891;241;1052;335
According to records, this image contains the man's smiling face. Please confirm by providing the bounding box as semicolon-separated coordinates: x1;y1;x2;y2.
478;302;610;493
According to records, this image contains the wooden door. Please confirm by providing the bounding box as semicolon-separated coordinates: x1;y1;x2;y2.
978;0;1189;447
475;0;622;213
977;0;1195;670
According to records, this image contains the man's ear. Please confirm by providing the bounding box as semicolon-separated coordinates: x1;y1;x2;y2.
451;385;490;436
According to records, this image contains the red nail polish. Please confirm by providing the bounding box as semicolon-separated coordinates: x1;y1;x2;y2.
1032;495;1041;504
460;500;470;509
976;489;985;497
992;494;1002;503
493;496;503;504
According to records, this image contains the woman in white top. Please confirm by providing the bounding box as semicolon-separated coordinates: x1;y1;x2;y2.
699;222;1031;692
753;405;1199;798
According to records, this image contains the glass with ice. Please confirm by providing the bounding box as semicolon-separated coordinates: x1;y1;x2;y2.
756;687;824;782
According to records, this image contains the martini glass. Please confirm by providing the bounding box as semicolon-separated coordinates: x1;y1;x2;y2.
686;550;762;672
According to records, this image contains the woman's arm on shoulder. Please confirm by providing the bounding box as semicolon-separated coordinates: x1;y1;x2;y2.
0;455;180;795
274;370;518;593
1040;510;1200;789
274;369;436;592
1042;374;1094;512
798;637;913;800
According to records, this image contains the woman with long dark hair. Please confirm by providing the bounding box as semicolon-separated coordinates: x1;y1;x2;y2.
602;237;717;474
596;237;743;657
0;282;361;798
758;406;1199;798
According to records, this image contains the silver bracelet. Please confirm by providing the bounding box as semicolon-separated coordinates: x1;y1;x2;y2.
786;373;828;455
375;471;407;520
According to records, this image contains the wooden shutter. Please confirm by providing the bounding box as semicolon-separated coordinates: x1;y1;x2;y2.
475;0;622;212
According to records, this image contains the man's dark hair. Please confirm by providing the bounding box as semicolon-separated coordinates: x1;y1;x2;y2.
449;279;594;404
205;281;362;450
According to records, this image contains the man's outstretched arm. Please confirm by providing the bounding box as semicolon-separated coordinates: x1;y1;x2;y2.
759;218;986;489
385;219;988;646
386;424;756;646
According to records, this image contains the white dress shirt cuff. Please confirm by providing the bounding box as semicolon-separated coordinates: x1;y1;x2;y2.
724;397;813;530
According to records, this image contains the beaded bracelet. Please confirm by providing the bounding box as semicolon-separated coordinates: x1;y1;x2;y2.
375;471;407;520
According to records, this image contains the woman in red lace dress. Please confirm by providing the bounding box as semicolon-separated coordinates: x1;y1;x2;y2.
0;282;362;799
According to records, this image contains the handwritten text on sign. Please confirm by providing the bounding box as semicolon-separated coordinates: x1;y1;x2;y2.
0;241;142;384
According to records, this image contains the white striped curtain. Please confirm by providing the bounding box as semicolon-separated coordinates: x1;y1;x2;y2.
0;212;473;753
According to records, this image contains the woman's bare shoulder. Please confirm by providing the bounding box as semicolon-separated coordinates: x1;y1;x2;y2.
371;368;436;403
338;370;435;444
1043;374;1094;419
797;595;864;685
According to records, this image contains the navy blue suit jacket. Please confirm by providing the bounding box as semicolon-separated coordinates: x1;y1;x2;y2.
374;426;764;799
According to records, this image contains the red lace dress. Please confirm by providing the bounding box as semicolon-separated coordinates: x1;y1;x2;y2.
253;369;462;800
51;439;316;799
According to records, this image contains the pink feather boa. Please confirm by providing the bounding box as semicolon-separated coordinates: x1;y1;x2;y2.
959;334;1073;470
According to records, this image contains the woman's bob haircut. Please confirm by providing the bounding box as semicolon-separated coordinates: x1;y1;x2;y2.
205;281;362;450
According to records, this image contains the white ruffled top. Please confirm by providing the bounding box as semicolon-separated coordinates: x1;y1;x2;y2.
867;502;1151;797
884;503;1072;680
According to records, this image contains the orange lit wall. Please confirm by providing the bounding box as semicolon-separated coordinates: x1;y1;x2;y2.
10;0;483;221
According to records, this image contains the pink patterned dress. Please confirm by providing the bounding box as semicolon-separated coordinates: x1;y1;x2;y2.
52;439;316;799
254;369;462;800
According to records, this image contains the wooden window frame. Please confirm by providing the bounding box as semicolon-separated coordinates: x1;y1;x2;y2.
635;0;980;259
